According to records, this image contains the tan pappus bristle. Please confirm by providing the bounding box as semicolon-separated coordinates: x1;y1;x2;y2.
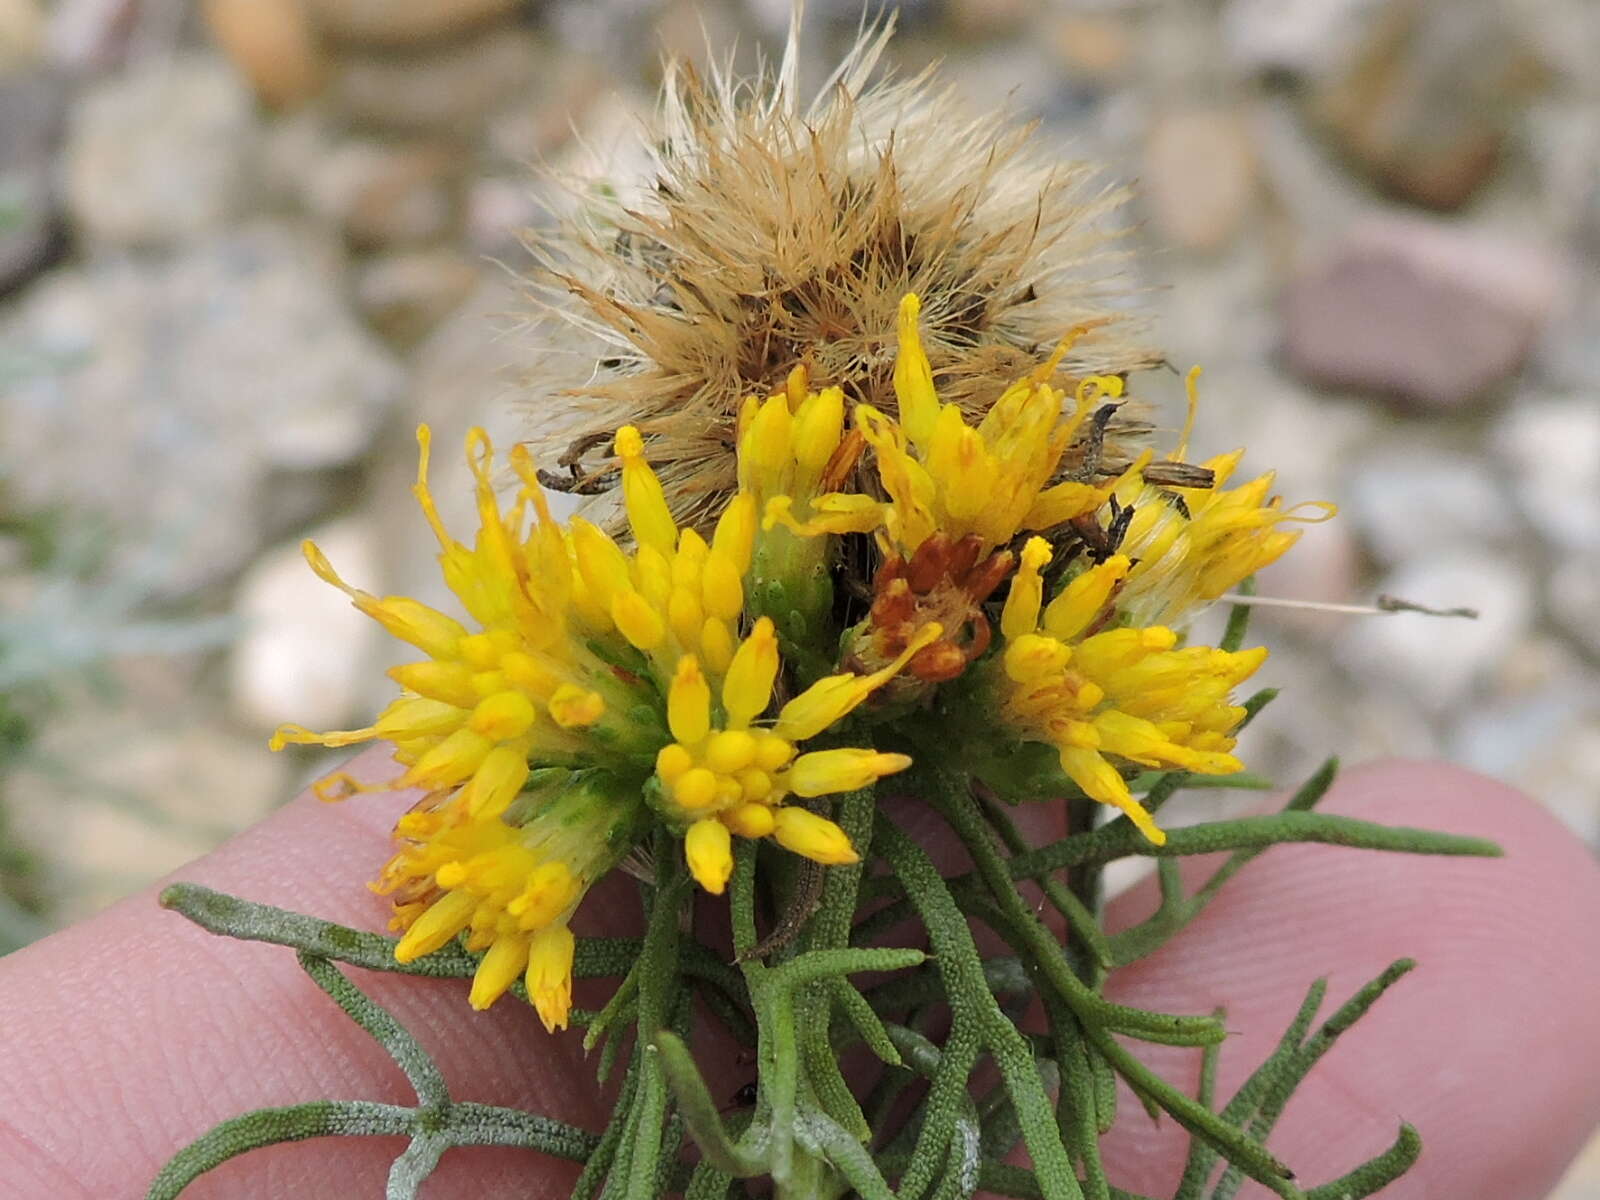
519;18;1160;529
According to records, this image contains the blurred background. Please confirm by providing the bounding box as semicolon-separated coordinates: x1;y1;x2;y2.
0;1;1597;1183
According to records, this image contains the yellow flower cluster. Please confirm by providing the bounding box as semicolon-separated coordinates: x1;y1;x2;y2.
754;292;1320;840
994;541;1266;843
276;425;928;1030
658;616;937;893
277;285;1322;1033
770;295;1119;557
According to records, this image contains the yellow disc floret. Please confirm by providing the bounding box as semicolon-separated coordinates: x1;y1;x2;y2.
988;538;1267;844
651;616;937;892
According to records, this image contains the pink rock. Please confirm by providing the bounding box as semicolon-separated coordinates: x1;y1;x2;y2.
1284;216;1570;410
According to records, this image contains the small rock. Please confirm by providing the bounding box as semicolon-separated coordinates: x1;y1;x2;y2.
64;53;259;248
0;71;68;295
353;246;481;347
230;518;382;734
42;0;137;72
1308;2;1548;210
0;0;44;75
304;0;516;47
947;0;1032;39
1051;14;1132;84
0;223;402;593
1550;557;1600;660
327;25;540;136
1345;444;1516;564
1493;395;1600;555
1142;108;1258;253
1337;550;1534;712
1449;682;1600;847
465;174;544;259
1221;0;1382;78
1284;216;1569;410
304;139;464;250
202;0;330;111
11;710;287;921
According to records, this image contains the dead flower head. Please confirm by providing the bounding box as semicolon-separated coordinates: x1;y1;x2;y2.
525;16;1158;528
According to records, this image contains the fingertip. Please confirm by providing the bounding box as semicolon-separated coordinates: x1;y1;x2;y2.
1099;759;1600;1198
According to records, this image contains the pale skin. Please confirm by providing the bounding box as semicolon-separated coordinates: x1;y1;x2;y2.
1;753;1597;1199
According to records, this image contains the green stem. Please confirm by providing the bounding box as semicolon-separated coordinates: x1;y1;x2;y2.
1007;810;1503;879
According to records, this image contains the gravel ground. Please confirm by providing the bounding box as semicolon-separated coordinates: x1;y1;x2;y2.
1;0;1596;1190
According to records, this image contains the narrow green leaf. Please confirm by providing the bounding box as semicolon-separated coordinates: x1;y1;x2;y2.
147;1101;414;1200
653;1033;763;1177
298;953;448;1108
1301;1125;1421;1200
1220;576;1255;653
1008;810;1503;879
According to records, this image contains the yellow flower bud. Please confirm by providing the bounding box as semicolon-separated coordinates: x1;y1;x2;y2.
723;802;777;839
1001;537;1053;640
793;386;846;475
387;660;481;709
469;691;537;740
1042;555;1131;642
722;617;779;728
701;550;744;622
673;767;719;812
787;749;912;797
548;684;605;729
395;889;477;962
616;425;678;556
705;730;758;774
403;726;493;788
469;933;531;1011
464;745;530;818
699;617;736;674
526;923;576;1033
655;742;693;782
1002;634;1071;684
771;807;859;865
685;819;734;894
613;589;667;651
668;656;711;745
374;697;467;739
893;293;938;446
712;491;758;572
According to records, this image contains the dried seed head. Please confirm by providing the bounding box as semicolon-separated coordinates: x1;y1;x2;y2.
524;16;1156;527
